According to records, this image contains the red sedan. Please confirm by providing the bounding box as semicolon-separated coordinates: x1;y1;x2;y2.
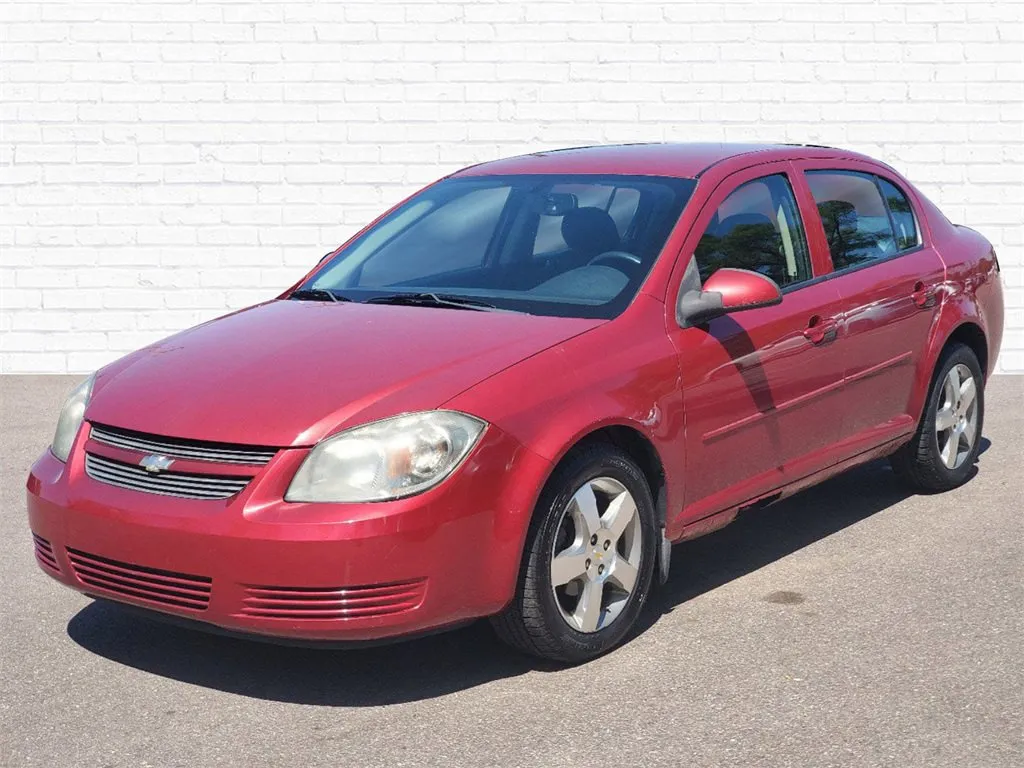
28;143;1004;662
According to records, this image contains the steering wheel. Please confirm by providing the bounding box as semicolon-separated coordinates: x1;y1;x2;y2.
587;250;642;270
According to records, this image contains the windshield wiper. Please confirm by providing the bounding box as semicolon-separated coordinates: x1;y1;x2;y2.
365;292;511;312
289;288;351;303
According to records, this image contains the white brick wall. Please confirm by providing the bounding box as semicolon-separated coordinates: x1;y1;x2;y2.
1;0;1022;373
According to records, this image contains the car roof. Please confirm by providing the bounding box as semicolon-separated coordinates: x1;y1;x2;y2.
452;142;875;180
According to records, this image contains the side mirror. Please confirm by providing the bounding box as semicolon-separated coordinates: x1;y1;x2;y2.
677;267;783;328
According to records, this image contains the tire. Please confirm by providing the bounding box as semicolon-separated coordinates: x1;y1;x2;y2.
891;342;985;493
491;442;657;664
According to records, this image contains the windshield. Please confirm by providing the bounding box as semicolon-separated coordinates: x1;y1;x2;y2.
303;174;696;319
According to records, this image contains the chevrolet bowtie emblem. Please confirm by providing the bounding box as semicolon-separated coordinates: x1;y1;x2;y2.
140;454;175;474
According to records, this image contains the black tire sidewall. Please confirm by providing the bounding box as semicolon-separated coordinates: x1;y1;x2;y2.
526;445;657;662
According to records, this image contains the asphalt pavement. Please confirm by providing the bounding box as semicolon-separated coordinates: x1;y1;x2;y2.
1;375;1021;768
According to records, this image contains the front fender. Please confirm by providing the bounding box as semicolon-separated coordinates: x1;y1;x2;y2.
445;294;685;530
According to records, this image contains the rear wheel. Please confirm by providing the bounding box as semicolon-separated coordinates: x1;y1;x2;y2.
491;443;657;663
891;343;984;492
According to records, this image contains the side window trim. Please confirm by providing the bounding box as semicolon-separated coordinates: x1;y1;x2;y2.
815;174;925;280
783;165;928;293
780;249;910;295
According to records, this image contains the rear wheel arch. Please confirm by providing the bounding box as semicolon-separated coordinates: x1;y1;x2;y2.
944;321;988;380
913;305;989;425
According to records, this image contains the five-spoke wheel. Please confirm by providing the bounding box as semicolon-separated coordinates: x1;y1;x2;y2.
892;342;985;492
934;362;979;470
491;442;656;663
550;477;643;633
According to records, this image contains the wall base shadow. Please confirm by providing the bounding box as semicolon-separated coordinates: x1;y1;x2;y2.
68;452;984;705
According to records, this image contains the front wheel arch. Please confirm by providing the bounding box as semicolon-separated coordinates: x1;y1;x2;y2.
491;440;659;662
571;425;667;527
535;424;671;588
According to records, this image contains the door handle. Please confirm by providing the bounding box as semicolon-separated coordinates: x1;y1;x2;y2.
803;315;838;345
911;281;938;309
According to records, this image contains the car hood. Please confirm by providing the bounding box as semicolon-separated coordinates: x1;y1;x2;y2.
88;300;603;447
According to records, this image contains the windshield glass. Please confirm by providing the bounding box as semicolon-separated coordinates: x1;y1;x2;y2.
304;174;696;318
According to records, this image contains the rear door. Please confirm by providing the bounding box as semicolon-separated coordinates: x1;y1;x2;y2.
794;163;945;450
667;162;848;522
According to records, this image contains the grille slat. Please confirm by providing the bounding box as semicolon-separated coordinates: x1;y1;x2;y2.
240;580;426;620
76;575;210;610
243;603;418;619
243;592;423;610
32;533;60;574
90;423;278;465
85;468;243;499
87;458;249;491
245;584;423;603
85;453;251;500
67;548;211;611
86;473;240;498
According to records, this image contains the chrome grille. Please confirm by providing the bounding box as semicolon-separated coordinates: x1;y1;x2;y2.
85;452;251;500
89;423;277;465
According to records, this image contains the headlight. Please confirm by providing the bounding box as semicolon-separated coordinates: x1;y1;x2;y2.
51;375;94;462
285;411;486;503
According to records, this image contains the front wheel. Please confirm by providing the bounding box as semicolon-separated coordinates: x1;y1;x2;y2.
491;443;657;663
891;342;984;492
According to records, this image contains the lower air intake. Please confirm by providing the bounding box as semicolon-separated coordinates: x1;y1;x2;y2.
32;533;60;574
67;548;212;611
240;580;427;620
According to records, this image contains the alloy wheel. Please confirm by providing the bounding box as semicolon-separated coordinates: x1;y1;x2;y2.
935;362;979;470
550;477;642;633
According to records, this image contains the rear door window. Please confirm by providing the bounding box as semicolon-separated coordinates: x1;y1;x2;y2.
877;177;920;251
805;171;899;269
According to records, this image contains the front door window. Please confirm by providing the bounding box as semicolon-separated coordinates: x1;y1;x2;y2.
693;174;812;288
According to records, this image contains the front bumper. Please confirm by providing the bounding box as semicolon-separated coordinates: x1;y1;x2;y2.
27;425;551;642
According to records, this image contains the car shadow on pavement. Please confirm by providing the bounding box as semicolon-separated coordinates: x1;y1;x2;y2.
635;459;913;631
67;453;982;706
68;600;542;705
637;450;982;633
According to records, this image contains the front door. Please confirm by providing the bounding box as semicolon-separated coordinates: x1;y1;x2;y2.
667;165;848;525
